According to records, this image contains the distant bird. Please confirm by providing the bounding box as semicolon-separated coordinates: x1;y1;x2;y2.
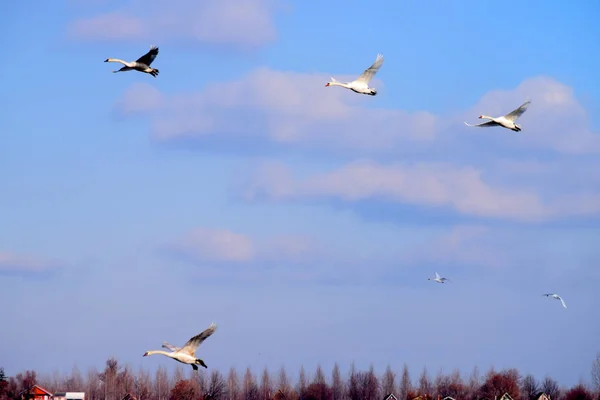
464;100;531;132
428;272;449;284
143;322;217;370
104;46;160;77
543;293;567;308
325;53;384;96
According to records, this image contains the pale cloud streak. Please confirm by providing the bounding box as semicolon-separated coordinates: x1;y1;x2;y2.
238;160;600;222
0;251;58;276
68;0;283;49
167;227;318;265
114;69;438;152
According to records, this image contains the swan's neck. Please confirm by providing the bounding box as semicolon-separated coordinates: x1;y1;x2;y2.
107;58;132;67
328;81;350;88
146;350;173;357
480;115;495;121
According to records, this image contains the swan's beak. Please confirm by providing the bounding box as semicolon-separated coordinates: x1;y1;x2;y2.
478;115;483;119
143;352;148;357
104;59;109;62
325;83;330;87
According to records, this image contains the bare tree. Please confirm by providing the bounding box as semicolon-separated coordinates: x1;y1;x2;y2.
435;369;451;399
85;367;102;400
227;367;240;400
521;374;539;400
276;366;294;399
541;376;560;400
348;366;379;400
243;367;260;400
15;370;37;400
173;366;186;384
418;367;433;397
331;363;344;400
154;365;170;400
399;364;412;400
298;366;308;400
314;365;326;386
365;365;380;400
99;358;120;400
467;366;480;400
117;365;136;396
260;367;272;400
134;368;153;400
592;352;600;393
207;370;226;399
190;369;207;395
381;364;396;396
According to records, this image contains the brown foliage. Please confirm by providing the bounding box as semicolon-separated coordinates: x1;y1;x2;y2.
478;369;521;400
563;385;594;400
169;379;199;400
304;383;333;400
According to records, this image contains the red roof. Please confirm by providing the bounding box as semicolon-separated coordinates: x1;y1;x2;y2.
21;385;53;396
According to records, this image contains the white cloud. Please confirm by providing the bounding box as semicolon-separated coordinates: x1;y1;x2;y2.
238;159;600;221
113;71;600;156
68;0;283;49
115;68;438;151
456;76;600;154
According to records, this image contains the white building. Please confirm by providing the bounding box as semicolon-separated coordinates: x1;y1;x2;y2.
53;392;85;400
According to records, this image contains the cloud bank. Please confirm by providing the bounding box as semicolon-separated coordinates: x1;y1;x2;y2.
114;73;600;156
68;0;283;49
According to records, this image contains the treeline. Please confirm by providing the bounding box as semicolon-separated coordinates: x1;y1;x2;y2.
1;357;600;400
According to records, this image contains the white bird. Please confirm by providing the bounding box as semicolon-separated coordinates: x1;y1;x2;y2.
543;293;567;309
143;322;217;370
325;53;384;96
104;46;160;77
464;100;531;132
428;272;449;284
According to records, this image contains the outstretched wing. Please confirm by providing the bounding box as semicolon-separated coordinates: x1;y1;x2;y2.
504;100;531;121
464;120;500;128
355;53;384;84
136;46;159;66
435;272;441;279
180;322;218;356
558;296;567;308
162;342;181;352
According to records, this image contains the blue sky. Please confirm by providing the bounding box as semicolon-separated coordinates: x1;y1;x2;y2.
1;0;600;388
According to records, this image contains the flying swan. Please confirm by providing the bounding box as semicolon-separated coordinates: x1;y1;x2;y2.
325;53;384;96
143;322;217;370
543;293;567;309
104;46;160;77
464;100;531;131
428;272;449;284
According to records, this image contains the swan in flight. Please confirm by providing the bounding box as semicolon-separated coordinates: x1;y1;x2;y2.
104;46;160;77
543;293;567;308
325;53;384;96
428;272;449;284
143;322;217;370
464;100;531;132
